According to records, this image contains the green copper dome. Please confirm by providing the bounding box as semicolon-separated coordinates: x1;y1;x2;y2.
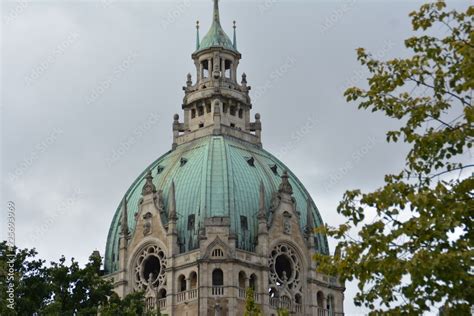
195;0;238;53
104;136;328;274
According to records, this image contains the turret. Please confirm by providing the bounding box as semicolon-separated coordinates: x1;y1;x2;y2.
172;0;262;149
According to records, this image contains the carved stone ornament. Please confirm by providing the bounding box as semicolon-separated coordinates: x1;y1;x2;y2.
142;170;157;196
143;212;152;236
278;171;293;195
283;212;292;235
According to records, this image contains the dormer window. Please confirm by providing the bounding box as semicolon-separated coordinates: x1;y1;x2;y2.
240;215;248;231
157;165;164;174
211;248;224;257
180;158;188;167
270;164;278;175
245;156;255;167
187;214;195;230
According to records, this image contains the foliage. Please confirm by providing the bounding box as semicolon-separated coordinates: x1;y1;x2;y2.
243;287;262;316
315;2;473;314
99;291;157;316
0;241;49;316
0;241;149;315
276;308;290;316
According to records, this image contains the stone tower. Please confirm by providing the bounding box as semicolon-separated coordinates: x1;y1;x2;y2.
103;1;345;315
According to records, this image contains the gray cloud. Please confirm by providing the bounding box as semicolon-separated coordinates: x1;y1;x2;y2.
2;0;469;314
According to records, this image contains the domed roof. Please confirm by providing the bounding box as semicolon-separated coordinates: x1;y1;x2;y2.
195;0;238;53
198;22;237;53
104;135;329;274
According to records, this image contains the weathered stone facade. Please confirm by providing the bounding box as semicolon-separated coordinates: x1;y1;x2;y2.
103;1;345;315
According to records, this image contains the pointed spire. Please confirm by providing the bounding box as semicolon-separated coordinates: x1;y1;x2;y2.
278;171;293;195
213;0;220;25
306;198;314;231
196;20;200;50
258;181;266;219
233;21;237;50
142;169;156;196
168;181;178;221
120;196;129;236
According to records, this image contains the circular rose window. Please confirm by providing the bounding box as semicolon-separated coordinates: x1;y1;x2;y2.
134;244;167;290
268;244;301;292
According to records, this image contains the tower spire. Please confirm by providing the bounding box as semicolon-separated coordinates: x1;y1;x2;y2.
213;0;220;25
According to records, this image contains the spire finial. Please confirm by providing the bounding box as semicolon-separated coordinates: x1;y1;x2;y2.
306;198;314;229
196;20;200;50
233;20;237;49
213;0;220;24
142;169;157;196
258;181;266;219
168;181;178;221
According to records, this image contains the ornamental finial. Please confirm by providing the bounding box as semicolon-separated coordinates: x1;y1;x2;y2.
278;171;293;195
142;169;157;196
233;20;237;49
196;20;200;50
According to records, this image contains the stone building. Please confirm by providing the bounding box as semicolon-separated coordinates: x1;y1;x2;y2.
103;1;345;315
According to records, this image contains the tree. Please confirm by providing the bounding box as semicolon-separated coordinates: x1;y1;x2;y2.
315;2;473;314
243;287;262;316
0;242;150;315
99;291;158;316
0;242;49;315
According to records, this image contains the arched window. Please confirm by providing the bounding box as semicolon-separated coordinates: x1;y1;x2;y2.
327;294;335;312
191;108;196;119
212;268;224;286
295;293;302;304
238;271;246;289
249;274;257;290
238;108;243;118
178;274;186;292
158;288;167;299
317;291;325;308
224;60;232;78
189;271;198;289
202;60;209;78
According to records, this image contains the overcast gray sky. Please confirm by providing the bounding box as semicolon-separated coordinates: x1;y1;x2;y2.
1;0;470;314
